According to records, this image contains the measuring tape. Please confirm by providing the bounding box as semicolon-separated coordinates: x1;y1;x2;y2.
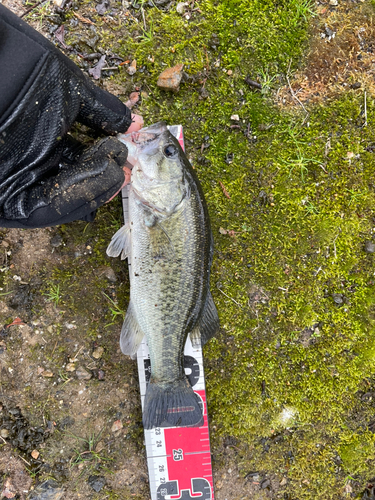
118;126;215;500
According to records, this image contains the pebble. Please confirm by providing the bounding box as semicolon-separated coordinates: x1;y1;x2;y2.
227;69;233;76
261;478;271;489
92;346;104;359
65;363;76;372
97;266;117;282
42;370;54;378
0;428;9;438
87;475;106;493
329;0;338;4
1;478;16;499
157;64;184;93
31;449;40;459
28;480;64;500
365;240;375;253
231;114;240;121
75;366;92;380
111;419;123;432
176;1;187;14
50;235;63;248
127;60;137;76
332;293;344;305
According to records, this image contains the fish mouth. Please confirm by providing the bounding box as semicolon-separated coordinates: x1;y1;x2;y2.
130;122;168;146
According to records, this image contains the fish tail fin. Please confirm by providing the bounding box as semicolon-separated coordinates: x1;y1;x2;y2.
143;378;203;429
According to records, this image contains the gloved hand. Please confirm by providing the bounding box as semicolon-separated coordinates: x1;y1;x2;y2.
0;4;143;228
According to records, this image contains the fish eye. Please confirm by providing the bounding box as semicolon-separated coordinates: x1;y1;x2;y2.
163;144;178;158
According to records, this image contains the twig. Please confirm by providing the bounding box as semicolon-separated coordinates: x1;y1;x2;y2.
19;455;31;466
0;435;6;444
364;91;367;127
217;286;242;308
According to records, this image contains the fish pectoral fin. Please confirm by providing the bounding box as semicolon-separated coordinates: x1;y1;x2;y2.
200;291;220;346
149;223;175;260
120;301;144;359
106;224;131;260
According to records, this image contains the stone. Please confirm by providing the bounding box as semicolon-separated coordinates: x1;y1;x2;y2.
111;419;123;432
65;363;76;372
176;1;187;14
28;480;64;500
157;64;184;93
92;346;104;359
127;60;137;76
87;475;106;492
31;449;40;459
365;240;375;253
75;366;92;380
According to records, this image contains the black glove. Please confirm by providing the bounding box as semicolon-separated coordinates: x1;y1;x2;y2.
0;5;133;228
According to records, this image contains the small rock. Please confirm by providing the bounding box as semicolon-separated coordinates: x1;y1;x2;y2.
0;428;9;438
31;449;40;459
87;475;106;493
1;240;9;247
279;477;287;486
65;363;76;372
42;370;54;378
350;82;361;90
157;64;184;93
231;114;240;121
50;235;62;248
28;480;64;500
227;69;233;76
111;419;123;432
329;0;338;4
1;478;16;499
365;241;375;253
127;60;137;76
332;293;344;305
92;346;104;359
75;366;92;380
176;1;187;14
261;478;271;489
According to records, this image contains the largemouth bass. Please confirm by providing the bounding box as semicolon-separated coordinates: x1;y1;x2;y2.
107;122;219;429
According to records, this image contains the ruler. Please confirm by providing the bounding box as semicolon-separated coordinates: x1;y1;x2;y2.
117;126;215;500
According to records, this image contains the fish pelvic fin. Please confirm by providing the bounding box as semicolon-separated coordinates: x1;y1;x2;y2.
106;224;131;260
143;378;203;429
189;291;220;348
120;301;144;359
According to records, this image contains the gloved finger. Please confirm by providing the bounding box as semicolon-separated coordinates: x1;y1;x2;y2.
77;82;133;135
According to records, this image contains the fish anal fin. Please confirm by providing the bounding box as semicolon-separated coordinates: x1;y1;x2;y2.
120;301;144;359
200;291;220;346
106;224;131;261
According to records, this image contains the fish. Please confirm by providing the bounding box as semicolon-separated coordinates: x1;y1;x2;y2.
107;122;219;429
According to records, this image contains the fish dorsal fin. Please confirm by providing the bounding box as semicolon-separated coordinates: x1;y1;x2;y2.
106;224;131;260
189;291;220;347
149;223;175;261
120;301;144;359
